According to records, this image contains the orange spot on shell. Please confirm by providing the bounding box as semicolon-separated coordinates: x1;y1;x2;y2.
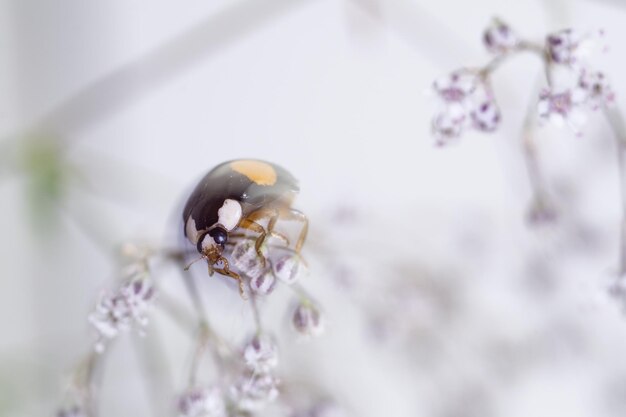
230;160;277;186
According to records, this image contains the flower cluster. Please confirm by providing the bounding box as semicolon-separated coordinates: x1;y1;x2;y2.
431;71;501;145
546;29;600;67
231;240;309;296
430;20;614;141
229;372;280;412
88;266;155;351
243;333;279;374
539;29;613;134
177;387;226;417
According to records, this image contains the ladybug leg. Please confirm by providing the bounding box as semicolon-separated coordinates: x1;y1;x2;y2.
280;208;309;253
239;208;281;266
213;256;247;299
237;217;269;267
228;231;290;247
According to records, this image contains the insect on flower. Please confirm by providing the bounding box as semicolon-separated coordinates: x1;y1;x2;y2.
183;159;308;297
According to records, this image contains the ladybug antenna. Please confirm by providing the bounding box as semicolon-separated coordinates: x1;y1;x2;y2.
183;254;206;271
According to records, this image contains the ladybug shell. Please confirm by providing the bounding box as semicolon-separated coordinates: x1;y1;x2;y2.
183;159;299;238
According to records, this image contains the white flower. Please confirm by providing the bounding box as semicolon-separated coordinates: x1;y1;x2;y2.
577;69;614;110
433;71;479;103
292;302;324;337
431;71;501;143
230;373;279;412
537;88;588;134
471;99;501;132
483;19;519;54
89;277;155;346
177;387;226;417
273;254;308;284
546;29;601;67
243;334;278;373
431;104;467;144
249;269;276;295
231;240;265;279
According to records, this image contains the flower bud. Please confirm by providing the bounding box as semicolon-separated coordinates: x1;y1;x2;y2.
483;19;519;54
243;333;279;373
177;387;226;417
292;302;324;337
231;240;264;279
249;269;276;295
273;254;308;284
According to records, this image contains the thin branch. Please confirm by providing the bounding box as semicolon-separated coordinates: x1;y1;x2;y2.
249;290;263;334
187;322;211;388
132;329;173;417
71;349;105;417
603;104;626;276
173;259;236;380
521;77;552;208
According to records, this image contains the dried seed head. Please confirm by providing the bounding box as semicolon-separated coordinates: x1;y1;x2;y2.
273;254;308;284
292;302;324;337
177;387;226;417
483;19;519;54
243;333;279;373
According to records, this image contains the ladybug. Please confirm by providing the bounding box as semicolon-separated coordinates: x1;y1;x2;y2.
183;159;308;295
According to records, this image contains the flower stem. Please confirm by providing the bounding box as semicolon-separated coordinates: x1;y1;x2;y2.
522;77;553;212
249;290;264;334
72;349;104;417
603;104;626;276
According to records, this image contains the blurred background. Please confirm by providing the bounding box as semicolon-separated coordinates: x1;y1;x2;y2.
3;0;626;416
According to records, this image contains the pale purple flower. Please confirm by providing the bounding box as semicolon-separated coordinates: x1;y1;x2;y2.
89;277;155;348
292;302;324;337
231;240;264;279
433;71;478;103
431;105;467;145
546;29;599;67
249;269;276;295
431;71;501;143
471;99;501;132
483;19;519;54
273;254;308;284
243;333;279;373
537;88;588;134
577;70;614;110
177;387;226;417
230;373;279;412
